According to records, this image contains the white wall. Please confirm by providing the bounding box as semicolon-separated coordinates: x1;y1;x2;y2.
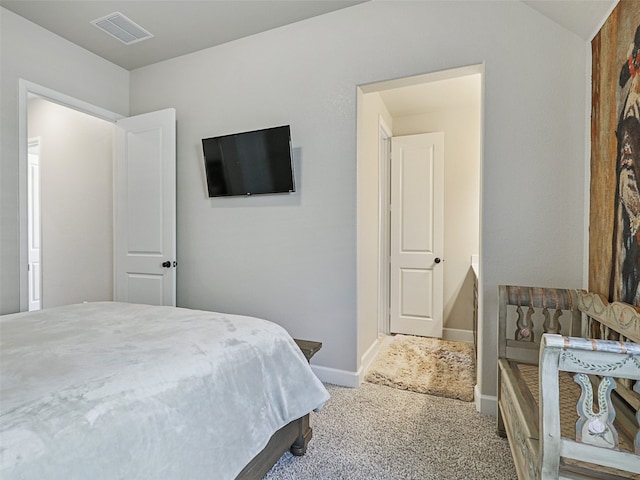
28;97;114;307
0;7;129;314
357;90;394;368
130;0;587;401
394;103;480;332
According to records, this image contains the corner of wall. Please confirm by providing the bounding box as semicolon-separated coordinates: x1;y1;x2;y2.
474;384;497;416
310;334;384;388
583;40;592;290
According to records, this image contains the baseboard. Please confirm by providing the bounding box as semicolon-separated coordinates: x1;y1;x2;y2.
310;336;385;388
443;328;474;344
357;335;386;384
310;365;359;388
474;384;497;416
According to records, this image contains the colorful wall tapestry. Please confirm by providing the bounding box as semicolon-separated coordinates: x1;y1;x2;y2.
590;0;640;303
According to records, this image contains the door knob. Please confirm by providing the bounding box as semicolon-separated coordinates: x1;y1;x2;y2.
434;257;442;264
162;261;171;268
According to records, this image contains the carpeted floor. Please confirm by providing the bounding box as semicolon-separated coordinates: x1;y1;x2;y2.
263;383;517;480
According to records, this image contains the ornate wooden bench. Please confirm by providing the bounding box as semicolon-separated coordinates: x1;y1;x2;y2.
497;286;640;479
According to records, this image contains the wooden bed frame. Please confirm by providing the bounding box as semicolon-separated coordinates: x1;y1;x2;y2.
236;414;312;479
497;286;640;479
237;338;322;479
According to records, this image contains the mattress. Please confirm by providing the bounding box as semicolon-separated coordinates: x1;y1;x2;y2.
0;302;330;479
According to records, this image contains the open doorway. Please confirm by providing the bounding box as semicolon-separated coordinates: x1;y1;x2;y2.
18;81;124;312
356;65;483;396
26;95;115;309
18;81;178;312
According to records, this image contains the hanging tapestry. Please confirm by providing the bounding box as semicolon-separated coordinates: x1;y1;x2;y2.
590;0;640;304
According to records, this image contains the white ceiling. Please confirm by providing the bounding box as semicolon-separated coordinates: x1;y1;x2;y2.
0;0;617;71
379;74;482;117
522;0;616;41
1;0;617;117
0;0;367;70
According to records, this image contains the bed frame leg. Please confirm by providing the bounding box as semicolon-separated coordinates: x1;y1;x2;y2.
290;414;313;456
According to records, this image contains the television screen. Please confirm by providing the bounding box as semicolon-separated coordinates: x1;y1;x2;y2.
202;125;295;197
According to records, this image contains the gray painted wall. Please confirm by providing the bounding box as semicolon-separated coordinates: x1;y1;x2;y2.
129;1;587;401
0;1;589;406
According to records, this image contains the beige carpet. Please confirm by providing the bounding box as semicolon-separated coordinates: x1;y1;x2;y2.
264;383;516;479
365;334;476;402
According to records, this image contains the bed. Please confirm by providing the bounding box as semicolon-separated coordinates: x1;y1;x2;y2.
497;285;640;479
0;302;330;479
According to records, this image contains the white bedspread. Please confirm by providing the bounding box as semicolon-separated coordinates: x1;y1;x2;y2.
0;302;329;479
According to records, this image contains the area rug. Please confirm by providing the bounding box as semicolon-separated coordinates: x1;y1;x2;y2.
364;335;476;401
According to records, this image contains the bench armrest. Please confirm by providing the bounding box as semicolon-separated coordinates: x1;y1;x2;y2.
539;334;640;479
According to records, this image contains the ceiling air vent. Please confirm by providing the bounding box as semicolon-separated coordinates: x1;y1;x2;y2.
91;12;153;45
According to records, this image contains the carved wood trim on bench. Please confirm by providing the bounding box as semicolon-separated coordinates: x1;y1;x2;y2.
498;285;640;479
576;290;640;343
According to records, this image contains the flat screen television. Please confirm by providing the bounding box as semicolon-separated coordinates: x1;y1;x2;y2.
202;125;295;197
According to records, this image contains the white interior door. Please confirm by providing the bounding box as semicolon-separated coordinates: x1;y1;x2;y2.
114;108;176;306
390;132;444;337
27;140;41;311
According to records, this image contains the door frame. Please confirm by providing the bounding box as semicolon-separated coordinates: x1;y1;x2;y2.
378;125;448;338
377;116;392;335
357;63;483;408
17;79;124;312
389;132;445;338
27;137;41;311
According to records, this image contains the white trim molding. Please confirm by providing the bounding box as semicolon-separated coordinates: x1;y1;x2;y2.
310;334;386;388
474;384;497;416
377;117;392;335
442;328;475;344
310;365;359;388
358;335;385;384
